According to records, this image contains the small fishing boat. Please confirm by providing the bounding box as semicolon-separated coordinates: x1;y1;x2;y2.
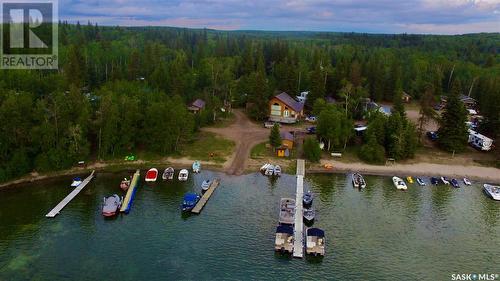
303;207;315;223
178;169;189;181
416;177;426;186
430;177;440;185
145;168;158;182
192;160;201;173
463;178;472;186
162;167;175;180
120;178;130;191
274;225;294;253
351;173;366;189
102;194;122;217
260;163;271;173
483;184;500;201
392;176;407;190
201;179;211;191
440;177;450;185
406;176;414;184
273;165;282;177
181;193;200;211
303;190;314;206
264;165;275;176
70;177;82;187
279;198;296;225
306;228;325;256
451;179;460;188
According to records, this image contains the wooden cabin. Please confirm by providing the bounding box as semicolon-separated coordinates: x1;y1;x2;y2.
188;99;206;113
280;131;294;149
269;92;304;124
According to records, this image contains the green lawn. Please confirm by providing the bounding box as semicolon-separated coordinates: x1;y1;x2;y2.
250;142;269;159
178;132;235;163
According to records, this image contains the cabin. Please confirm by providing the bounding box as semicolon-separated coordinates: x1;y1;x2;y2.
280;131;294;149
188;99;206;113
402;92;411;103
269;92;304;123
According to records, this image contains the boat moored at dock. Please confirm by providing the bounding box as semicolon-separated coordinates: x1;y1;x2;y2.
201;180;211;192
192;161;201;173
274;225;294;254
279;198;295;225
71;177;82;187
483;184;500;201
145;168;158;182
392;176;407;190
162;167;174;180
303;190;313;207
264;165;275;176
273;165;281;177
306;228;325;256
120;178;130;191
181;193;200;211
303;207;315;224
178;169;189;181
102;194;122;217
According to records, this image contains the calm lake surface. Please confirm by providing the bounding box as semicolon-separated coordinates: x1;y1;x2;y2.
0;171;499;280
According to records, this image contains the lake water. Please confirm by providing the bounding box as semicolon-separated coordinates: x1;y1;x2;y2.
0;171;499;280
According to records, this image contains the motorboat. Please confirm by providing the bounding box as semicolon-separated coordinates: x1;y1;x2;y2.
120;178;130;191
178;169;189;181
392;176;407;190
274;225;294;253
145;168;158;182
192;161;201;173
430;177;440;185
441;177;450;185
463;178;472;186
303;207;315;223
273;165;282;177
279;198;295;225
260;163;271;173
352;173;366;189
201;179;211;191
451;179;460;188
483;184;500;201
181;193;200;211
162;167;175;180
102;194;122;217
406;176;414;184
264;165;275;176
303;190;314;206
306;228;325;256
70;177;82;187
416;177;426;186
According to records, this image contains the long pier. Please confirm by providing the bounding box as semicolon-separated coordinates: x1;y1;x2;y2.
293;159;305;258
120;170;140;214
46;171;95;218
192;178;220;214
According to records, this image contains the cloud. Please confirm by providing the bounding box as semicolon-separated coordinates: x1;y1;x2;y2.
58;0;500;34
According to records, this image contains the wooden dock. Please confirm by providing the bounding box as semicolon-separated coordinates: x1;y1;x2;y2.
120;170;140;213
46;171;95;218
293;159;305;258
191;178;220;214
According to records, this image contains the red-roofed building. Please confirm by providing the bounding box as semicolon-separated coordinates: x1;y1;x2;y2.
269;92;304;123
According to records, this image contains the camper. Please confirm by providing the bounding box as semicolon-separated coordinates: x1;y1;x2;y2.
468;130;493;151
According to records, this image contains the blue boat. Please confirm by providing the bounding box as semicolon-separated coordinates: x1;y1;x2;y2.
451;179;460;188
181;193;200;212
430;177;439;185
192;161;201;173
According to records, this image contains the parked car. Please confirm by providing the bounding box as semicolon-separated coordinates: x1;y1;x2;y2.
264;121;281;128
433;104;444;111
427;131;438;141
305;116;317;122
306;126;316;134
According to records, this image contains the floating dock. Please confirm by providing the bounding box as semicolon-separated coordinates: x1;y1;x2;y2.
192;178;220;214
120;170;140;214
293;159;305;258
46;171;95;218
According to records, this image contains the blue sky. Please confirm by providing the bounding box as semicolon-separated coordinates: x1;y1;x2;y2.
59;0;500;34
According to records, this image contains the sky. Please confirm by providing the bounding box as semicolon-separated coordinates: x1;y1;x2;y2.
58;0;500;34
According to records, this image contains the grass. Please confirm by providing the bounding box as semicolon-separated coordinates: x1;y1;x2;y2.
177;132;235;163
250;142;269;159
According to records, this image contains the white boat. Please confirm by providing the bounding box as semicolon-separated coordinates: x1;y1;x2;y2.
463;178;472;186
441;177;450;185
392;176;407;190
192;161;201;173
273;165;282;177
483;184;500;201
145;168;158;182
279;198;295;225
352;173;366;189
264;165;275;176
260;163;270;173
70;177;82;187
178;169;189;181
201;180;211;191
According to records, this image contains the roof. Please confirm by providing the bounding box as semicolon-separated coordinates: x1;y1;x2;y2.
307;228;325;237
273;92;304;112
280;131;294;141
191;99;206;109
276;225;294;234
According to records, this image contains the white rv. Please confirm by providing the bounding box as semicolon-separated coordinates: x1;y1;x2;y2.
296;91;309;103
468;130;493;151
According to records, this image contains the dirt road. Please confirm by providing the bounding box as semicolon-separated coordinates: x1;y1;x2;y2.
202;109;268;175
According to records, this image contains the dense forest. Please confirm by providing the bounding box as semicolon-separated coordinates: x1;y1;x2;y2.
0;22;499;182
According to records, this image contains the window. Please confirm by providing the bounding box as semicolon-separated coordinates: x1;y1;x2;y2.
271;103;281;116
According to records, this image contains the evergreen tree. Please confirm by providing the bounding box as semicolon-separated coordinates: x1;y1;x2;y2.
304;137;321;162
359;130;385;164
269;124;282;148
437;81;469;152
